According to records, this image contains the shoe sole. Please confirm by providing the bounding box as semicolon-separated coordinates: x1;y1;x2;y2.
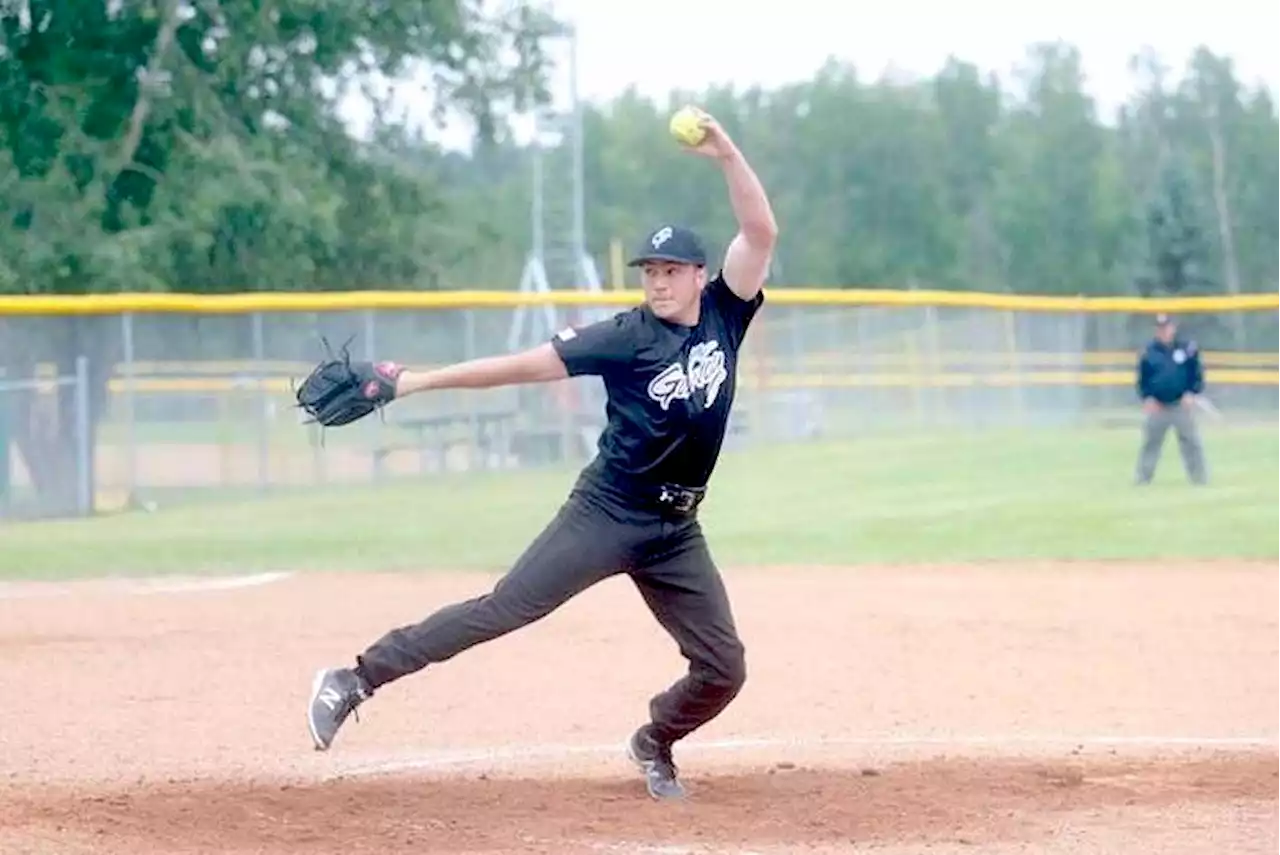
307;668;332;751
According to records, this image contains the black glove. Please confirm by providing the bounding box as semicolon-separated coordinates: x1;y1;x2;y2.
294;340;405;427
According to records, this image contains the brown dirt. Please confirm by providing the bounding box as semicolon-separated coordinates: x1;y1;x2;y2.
0;562;1276;854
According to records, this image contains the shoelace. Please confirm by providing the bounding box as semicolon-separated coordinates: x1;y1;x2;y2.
649;740;678;777
338;679;368;724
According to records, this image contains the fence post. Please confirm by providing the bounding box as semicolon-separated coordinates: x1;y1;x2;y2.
121;311;137;497
75;355;92;516
0;380;9;510
251;311;268;492
854;308;871;432
464;308;478;469
363;308;378;483
1002;309;1025;426
1066;307;1086;425
362;309;376;360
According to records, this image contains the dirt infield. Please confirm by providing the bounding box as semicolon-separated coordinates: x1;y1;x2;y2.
1;561;1276;854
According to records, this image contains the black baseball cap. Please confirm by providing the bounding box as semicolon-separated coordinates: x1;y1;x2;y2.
1155;313;1175;325
627;224;707;267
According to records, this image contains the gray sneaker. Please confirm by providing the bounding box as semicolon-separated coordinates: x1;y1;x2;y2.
627;726;686;800
307;667;372;751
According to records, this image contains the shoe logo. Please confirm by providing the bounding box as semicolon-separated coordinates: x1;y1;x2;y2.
317;686;344;711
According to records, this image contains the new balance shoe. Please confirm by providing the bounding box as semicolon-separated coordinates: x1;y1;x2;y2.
307;667;372;751
627;725;686;800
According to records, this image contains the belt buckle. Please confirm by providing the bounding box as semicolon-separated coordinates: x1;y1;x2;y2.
659;486;698;513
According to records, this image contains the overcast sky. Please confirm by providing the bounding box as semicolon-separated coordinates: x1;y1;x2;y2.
341;0;1279;149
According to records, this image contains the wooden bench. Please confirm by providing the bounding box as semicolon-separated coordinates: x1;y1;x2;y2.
371;411;517;477
502;407;600;464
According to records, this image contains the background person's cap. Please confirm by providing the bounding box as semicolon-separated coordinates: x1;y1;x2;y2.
627;224;707;267
1155;312;1176;325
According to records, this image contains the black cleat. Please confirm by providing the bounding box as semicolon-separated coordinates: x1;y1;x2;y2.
307;667;372;751
627;725;686;800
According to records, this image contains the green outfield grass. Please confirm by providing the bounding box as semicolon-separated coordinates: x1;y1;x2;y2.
1;424;1276;580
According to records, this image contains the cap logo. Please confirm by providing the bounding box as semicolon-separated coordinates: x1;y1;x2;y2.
651;226;674;249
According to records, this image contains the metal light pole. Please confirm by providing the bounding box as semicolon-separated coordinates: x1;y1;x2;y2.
507;22;605;353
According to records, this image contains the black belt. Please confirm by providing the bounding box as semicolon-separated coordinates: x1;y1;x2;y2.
581;463;707;516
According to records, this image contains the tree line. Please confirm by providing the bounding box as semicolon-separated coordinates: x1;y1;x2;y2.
463;45;1277;302
1;4;1276;301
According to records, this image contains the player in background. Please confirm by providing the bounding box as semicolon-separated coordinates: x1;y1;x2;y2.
1134;313;1209;485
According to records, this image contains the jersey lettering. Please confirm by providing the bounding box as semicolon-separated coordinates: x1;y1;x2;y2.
647;363;690;410
687;341;728;407
646;340;728;412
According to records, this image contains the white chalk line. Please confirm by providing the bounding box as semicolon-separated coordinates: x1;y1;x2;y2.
132;571;293;594
333;733;1279;778
0;571;292;599
586;845;733;855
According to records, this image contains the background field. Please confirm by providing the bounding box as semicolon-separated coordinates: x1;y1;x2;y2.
2;422;1275;580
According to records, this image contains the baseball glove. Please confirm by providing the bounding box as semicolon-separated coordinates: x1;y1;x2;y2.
294;338;405;428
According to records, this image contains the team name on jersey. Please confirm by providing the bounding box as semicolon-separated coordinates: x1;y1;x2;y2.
647;340;728;412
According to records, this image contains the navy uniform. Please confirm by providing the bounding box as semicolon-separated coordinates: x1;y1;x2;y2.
308;226;762;800
1134;313;1208;484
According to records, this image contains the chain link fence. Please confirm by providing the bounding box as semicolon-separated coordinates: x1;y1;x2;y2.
0;357;94;520
1;297;1275;520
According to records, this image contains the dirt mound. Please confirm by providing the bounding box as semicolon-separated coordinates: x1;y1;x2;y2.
0;562;1275;853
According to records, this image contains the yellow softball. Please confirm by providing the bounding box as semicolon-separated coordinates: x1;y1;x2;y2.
669;106;707;146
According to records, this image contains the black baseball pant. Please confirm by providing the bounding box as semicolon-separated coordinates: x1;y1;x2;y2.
353;481;747;744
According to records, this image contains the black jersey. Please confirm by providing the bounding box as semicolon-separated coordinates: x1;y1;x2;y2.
550;271;763;489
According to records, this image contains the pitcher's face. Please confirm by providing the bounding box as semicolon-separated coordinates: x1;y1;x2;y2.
641;261;705;325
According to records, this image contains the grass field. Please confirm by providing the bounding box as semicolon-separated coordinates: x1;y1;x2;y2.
3;423;1275;580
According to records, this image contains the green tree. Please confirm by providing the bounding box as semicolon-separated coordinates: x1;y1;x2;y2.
991;42;1130;295
929;58;1005;289
1135;156;1215;297
0;0;562;512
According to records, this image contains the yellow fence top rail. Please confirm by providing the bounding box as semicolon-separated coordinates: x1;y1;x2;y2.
43;367;1267;396
0;288;1276;315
